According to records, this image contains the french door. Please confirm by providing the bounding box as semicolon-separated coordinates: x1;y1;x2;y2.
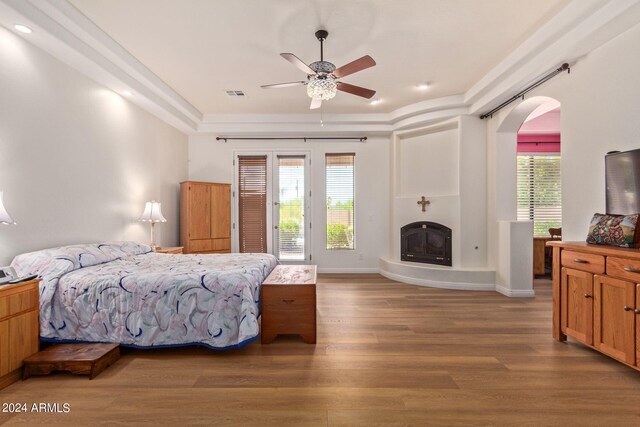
235;151;311;263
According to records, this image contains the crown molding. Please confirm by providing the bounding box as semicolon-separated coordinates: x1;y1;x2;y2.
2;0;639;136
466;0;640;115
0;0;201;133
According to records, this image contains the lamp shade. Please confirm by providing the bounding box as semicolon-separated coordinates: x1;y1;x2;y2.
138;201;167;223
0;192;16;225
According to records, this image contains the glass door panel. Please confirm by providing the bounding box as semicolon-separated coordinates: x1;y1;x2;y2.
275;156;306;261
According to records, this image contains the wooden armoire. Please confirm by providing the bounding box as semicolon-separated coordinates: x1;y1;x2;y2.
180;181;231;254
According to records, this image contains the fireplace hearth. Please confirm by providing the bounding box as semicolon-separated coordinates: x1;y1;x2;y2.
401;222;452;266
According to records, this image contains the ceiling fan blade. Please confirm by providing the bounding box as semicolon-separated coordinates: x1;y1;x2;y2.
280;53;315;75
261;81;307;89
336;82;376;99
332;55;376;78
310;97;322;110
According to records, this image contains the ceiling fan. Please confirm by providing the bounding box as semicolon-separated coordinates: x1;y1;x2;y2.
261;30;377;109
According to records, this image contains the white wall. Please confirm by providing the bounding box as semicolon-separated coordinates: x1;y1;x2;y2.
0;25;188;265
459;115;488;267
188;135;390;272
400;127;458;196
487;22;640;268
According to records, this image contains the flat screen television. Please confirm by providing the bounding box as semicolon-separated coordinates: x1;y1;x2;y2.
606;148;640;215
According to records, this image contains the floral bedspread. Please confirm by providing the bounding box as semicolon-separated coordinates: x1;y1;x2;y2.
11;242;278;349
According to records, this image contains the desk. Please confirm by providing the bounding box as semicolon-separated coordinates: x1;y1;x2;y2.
534;237;559;275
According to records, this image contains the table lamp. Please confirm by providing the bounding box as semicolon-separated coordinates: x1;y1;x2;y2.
0;192;16;225
138;200;166;249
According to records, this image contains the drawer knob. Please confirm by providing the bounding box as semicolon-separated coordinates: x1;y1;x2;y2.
573;259;589;264
624;306;632;312
623;267;640;274
282;299;295;304
584;294;592;298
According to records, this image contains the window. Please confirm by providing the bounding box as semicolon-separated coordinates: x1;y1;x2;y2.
326;153;355;250
517;154;561;237
238;155;267;252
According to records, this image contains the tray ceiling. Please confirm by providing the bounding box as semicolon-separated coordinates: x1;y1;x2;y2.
68;0;570;114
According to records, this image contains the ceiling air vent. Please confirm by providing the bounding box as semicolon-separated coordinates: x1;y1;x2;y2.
225;90;245;97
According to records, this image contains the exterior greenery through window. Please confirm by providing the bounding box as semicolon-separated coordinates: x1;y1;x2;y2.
277;156;305;260
517;153;561;237
326;153;355;250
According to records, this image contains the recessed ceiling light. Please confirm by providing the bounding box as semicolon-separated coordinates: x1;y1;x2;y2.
369;98;381;105
417;82;429;90
14;24;32;34
122;90;133;97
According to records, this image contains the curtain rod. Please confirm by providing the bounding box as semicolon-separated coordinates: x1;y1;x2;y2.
216;136;367;142
479;62;570;120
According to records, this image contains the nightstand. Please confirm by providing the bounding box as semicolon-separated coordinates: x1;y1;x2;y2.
155;246;184;254
0;278;40;390
261;265;317;344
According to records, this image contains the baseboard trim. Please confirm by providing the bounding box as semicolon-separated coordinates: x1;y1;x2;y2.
380;270;496;291
317;268;380;274
495;285;536;298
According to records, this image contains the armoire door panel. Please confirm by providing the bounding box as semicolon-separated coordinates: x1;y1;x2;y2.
189;184;211;240
211;185;231;239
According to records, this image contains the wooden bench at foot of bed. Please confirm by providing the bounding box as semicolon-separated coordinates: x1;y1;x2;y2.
261;265;317;344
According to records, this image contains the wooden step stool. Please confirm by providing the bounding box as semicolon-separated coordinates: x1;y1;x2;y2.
23;343;120;380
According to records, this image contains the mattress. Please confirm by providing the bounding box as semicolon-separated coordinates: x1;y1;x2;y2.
11;242;278;349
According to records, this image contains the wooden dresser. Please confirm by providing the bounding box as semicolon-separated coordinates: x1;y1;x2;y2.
180;181;231;254
0;279;40;390
549;241;640;370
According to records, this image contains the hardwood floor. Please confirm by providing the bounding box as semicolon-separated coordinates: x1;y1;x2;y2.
2;274;640;426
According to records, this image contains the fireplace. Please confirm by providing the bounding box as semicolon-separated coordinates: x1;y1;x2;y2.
401;222;452;266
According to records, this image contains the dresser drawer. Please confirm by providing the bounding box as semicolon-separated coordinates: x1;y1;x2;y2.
0;287;38;321
561;250;605;274
606;256;640;282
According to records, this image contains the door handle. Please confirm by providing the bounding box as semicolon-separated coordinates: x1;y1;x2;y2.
584;294;592;298
624;306;632;311
274;202;280;205
274;225;279;229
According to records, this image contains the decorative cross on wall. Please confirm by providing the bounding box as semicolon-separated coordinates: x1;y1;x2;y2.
417;196;430;212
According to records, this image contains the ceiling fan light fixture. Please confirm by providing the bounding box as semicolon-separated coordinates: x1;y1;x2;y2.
307;76;337;100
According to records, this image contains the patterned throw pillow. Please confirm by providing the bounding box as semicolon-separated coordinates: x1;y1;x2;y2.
586;213;640;248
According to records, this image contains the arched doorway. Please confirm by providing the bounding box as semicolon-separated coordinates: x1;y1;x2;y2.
493;96;561;296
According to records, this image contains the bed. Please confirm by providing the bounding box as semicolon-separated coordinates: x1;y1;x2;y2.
10;242;278;350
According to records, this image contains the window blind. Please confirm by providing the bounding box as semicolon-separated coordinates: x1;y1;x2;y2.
517;154;561;237
238;156;267;253
326;153;355;250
